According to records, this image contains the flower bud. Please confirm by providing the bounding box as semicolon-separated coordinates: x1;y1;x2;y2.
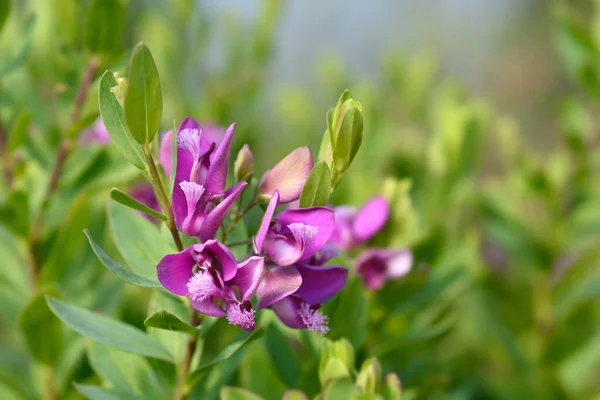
256;146;313;204
381;373;402;400
355;357;382;393
234;144;254;182
110;72;128;108
318;338;355;385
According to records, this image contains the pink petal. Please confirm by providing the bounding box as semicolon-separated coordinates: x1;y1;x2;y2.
190;297;227;317
156;247;195;296
276;207;335;261
229;256;265;302
205;123;235;194
353;196;389;243
270;296;305;329
263;234;304;267
198;181;247;241
257;265;302;309
294;263;348;305
253;190;280;254
257;146;313;203
195;240;238;282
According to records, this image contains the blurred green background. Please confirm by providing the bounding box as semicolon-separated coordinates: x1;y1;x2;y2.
3;0;600;399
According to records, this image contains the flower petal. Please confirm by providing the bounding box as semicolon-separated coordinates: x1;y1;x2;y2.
229;256;265;301
253;190;280;254
294;263;348;304
171;180;188;228
190;297;227;317
198;181;247;241
329;206;357;250
257;265;302;309
276;207;335;261
270;296;305;329
196;240;238;282
157;247;195;296
257;146;313;203
263;234;304;266
353;196;389;243
205;123;235;195
355;248;412;290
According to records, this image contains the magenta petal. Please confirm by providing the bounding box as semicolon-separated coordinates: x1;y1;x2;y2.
229;256;265;301
353;196;389;243
276;207;335;261
355;248;412;290
198;181;247;241
157;247;195;296
257;265;302;309
294;264;348;304
190;297;227;317
257;146;314;203
171;181;188;228
271;296;305;329
330;206;357;250
196;240;238;282
205;123;235;195
264;234;304;266
253;190;280;254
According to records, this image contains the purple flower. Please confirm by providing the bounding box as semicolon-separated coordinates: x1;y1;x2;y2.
355;248;412;290
253;190;348;332
157;240;264;331
159;117;246;241
271;295;330;334
330;196;390;250
256;146;313;204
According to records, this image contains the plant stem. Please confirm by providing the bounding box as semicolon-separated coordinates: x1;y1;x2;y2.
175;312;200;400
142;144;184;252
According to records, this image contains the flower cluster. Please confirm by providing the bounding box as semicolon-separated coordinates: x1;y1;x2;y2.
329;196;413;290
155;117;347;332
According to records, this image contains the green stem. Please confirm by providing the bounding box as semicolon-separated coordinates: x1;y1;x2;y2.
142;144;184;252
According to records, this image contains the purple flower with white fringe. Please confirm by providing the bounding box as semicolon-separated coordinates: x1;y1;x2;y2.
355;248;413;290
157;240;264;331
253;190;348;333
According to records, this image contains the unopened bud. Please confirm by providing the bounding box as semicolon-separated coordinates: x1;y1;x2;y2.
234;144;254;182
355;357;382;393
110;72;127;107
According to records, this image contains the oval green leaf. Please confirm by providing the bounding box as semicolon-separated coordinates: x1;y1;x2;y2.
124;43;162;144
299;160;331;208
144;310;198;336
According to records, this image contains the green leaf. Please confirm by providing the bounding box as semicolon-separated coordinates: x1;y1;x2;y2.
318;129;333;168
87;341;168;399
299;161;331;207
107;201;175;279
124;43;163;144
98;71;145;169
330;90;353;146
321;377;357;400
282;390;308;400
332;99;363;183
84;230;162;288
220;387;264;400
74;384;143;400
0;14;35;78
7;111;29;152
110;188;166;221
265;323;300;387
84;0;125;55
0;0;10;35
46;296;172;361
187;328;265;386
18;291;62;365
146;291;190;363
144;310;198;335
327;277;368;348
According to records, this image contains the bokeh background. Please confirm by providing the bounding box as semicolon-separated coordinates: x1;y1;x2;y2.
3;0;600;399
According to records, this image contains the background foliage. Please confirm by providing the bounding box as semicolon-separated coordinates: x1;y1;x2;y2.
2;0;600;399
